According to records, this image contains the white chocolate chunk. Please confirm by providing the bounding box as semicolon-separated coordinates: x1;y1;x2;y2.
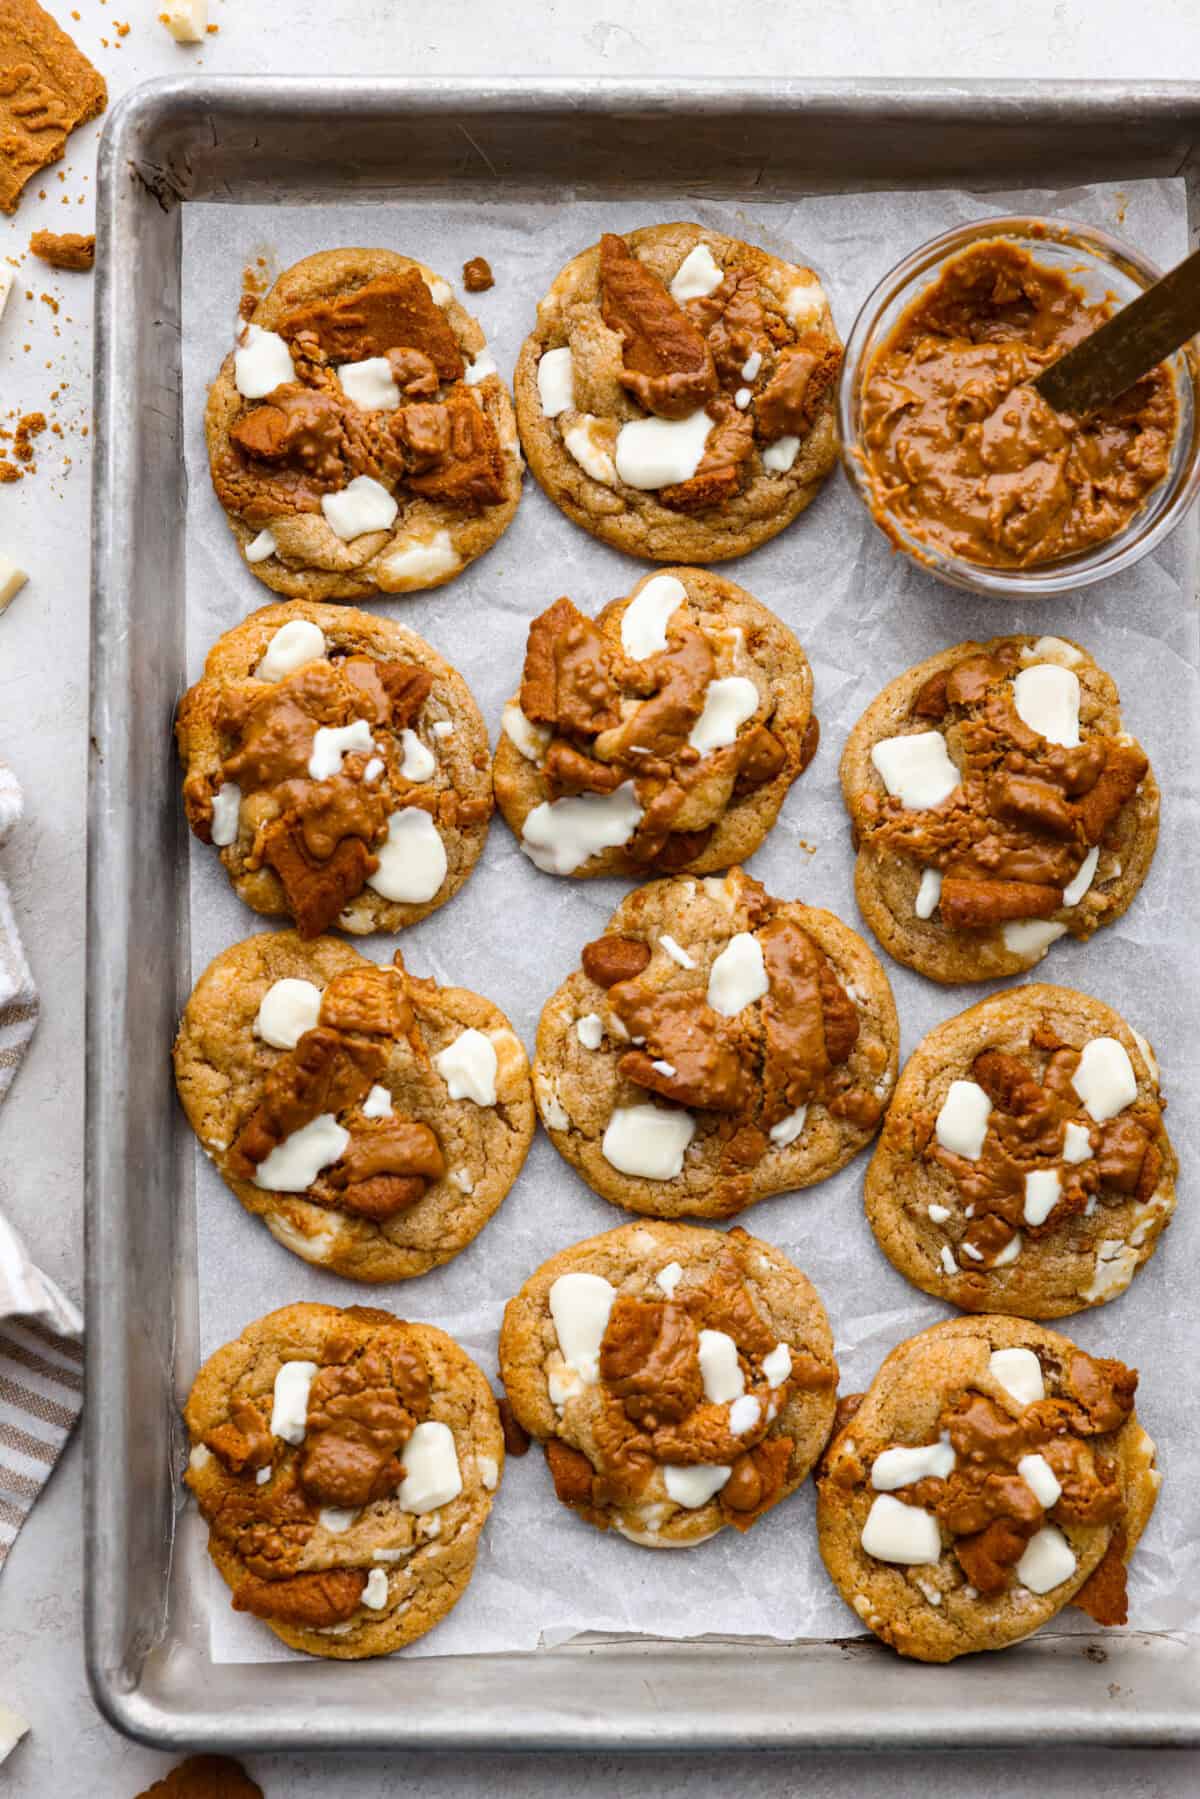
245;528;277;564
989;1347;1044;1407
399;728;436;782
432;720;454;739
706;932;767;1016
521;785;642;875
615;409;712;489
1002;919;1067;958
1082;1239;1139;1302
435;1028;498;1106
656;1261;683;1298
464;350;498;385
450;1168;474;1194
1062;846;1099;908
998;1235;1024;1267
211;781;241;847
782;277;826;328
659;934;696;969
367;808;447;903
861;1493;941;1565
939;1245;958;1276
761;434;800;472
379;530;460;585
564;416;617;484
362;1083;393;1119
188;1444;213;1472
870;1438;955;1491
663;1463;731;1508
1013;664;1081;748
254;977;323;1049
270;1360;319;1444
1016;1524;1077;1594
621;574;687;659
549;1272;615;1385
501;701;551;764
396;1420;463;1512
425;276;453;306
734;386;752;409
1072;1037;1138;1123
264;1214;340;1264
761;1342;791;1387
602;1103;695;1180
729;1394;761;1436
478;1454;499;1490
363;757;383;783
914;1576;943;1608
1063;1121;1093;1164
742;351;762;381
935;1081;992;1160
768;1106;808;1147
0;267;15;323
321;475;399;541
161;0;207;39
1023;1168;1061;1227
362;1567;390;1609
256;618;326;681
308;718;375;780
255;1466;271;1485
1022;636;1083;668
319;1506;359;1534
871;731;959;809
253;1115;350;1192
576;1013;604;1050
1018;1453;1062;1510
372;1548;408;1563
1131;1028;1159;1086
669;243;724;302
233;323;293;398
698;1329;744;1404
915;868;943;919
337;356;400;410
927;1203;952;1226
689;675;759;755
651;1059;677;1077
537;345;575;416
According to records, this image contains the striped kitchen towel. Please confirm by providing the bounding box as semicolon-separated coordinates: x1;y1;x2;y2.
0;760;81;1570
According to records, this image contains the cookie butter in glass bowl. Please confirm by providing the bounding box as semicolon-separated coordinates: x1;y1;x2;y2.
838;216;1200;598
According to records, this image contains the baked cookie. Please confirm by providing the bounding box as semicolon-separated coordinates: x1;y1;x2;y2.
494;567;817;879
135;1758;262;1799
817;1315;1160;1662
499;1220;836;1544
184;1303;503;1658
176;603;492;940
514;222;841;562
840;635;1158;984
532;866;898;1219
865;985;1176;1319
205;248;522;598
173;933;535;1282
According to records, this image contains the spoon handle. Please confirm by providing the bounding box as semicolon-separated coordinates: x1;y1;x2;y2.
1034;243;1200;416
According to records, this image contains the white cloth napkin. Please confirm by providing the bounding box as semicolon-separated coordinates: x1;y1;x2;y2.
0;763;82;1585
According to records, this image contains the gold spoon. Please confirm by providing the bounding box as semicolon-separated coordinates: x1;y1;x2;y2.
1034;244;1200;415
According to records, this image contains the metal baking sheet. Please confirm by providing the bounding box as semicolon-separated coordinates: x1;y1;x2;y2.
87;77;1200;1751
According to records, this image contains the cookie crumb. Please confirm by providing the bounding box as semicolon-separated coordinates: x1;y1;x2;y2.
462;256;494;293
30;230;94;272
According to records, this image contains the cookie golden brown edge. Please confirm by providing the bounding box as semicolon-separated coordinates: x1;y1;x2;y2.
499;1220;836;1545
176;602;493;941
173;933;535;1283
493;566;817;879
864;984;1176;1319
817;1315;1160;1662
531;866;899;1220
205;248;522;598
184;1303;503;1658
514;221;841;562
840;634;1158;985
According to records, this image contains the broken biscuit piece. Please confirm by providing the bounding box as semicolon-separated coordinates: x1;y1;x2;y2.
0;0;108;215
29;228;94;271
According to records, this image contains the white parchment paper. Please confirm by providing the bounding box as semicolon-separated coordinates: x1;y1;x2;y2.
181;176;1197;1661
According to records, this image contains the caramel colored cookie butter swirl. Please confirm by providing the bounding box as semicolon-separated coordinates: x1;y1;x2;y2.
543;1232;833;1534
214;271;507;528
194;1312;433;1629
859;641;1146;937
859;241;1176;568
230;955;445;1223
836;1347;1138;1624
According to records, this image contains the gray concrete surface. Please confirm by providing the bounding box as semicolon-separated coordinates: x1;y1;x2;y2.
2;0;1199;1790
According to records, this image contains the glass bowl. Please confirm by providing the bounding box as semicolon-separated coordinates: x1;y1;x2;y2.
836;215;1200;599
